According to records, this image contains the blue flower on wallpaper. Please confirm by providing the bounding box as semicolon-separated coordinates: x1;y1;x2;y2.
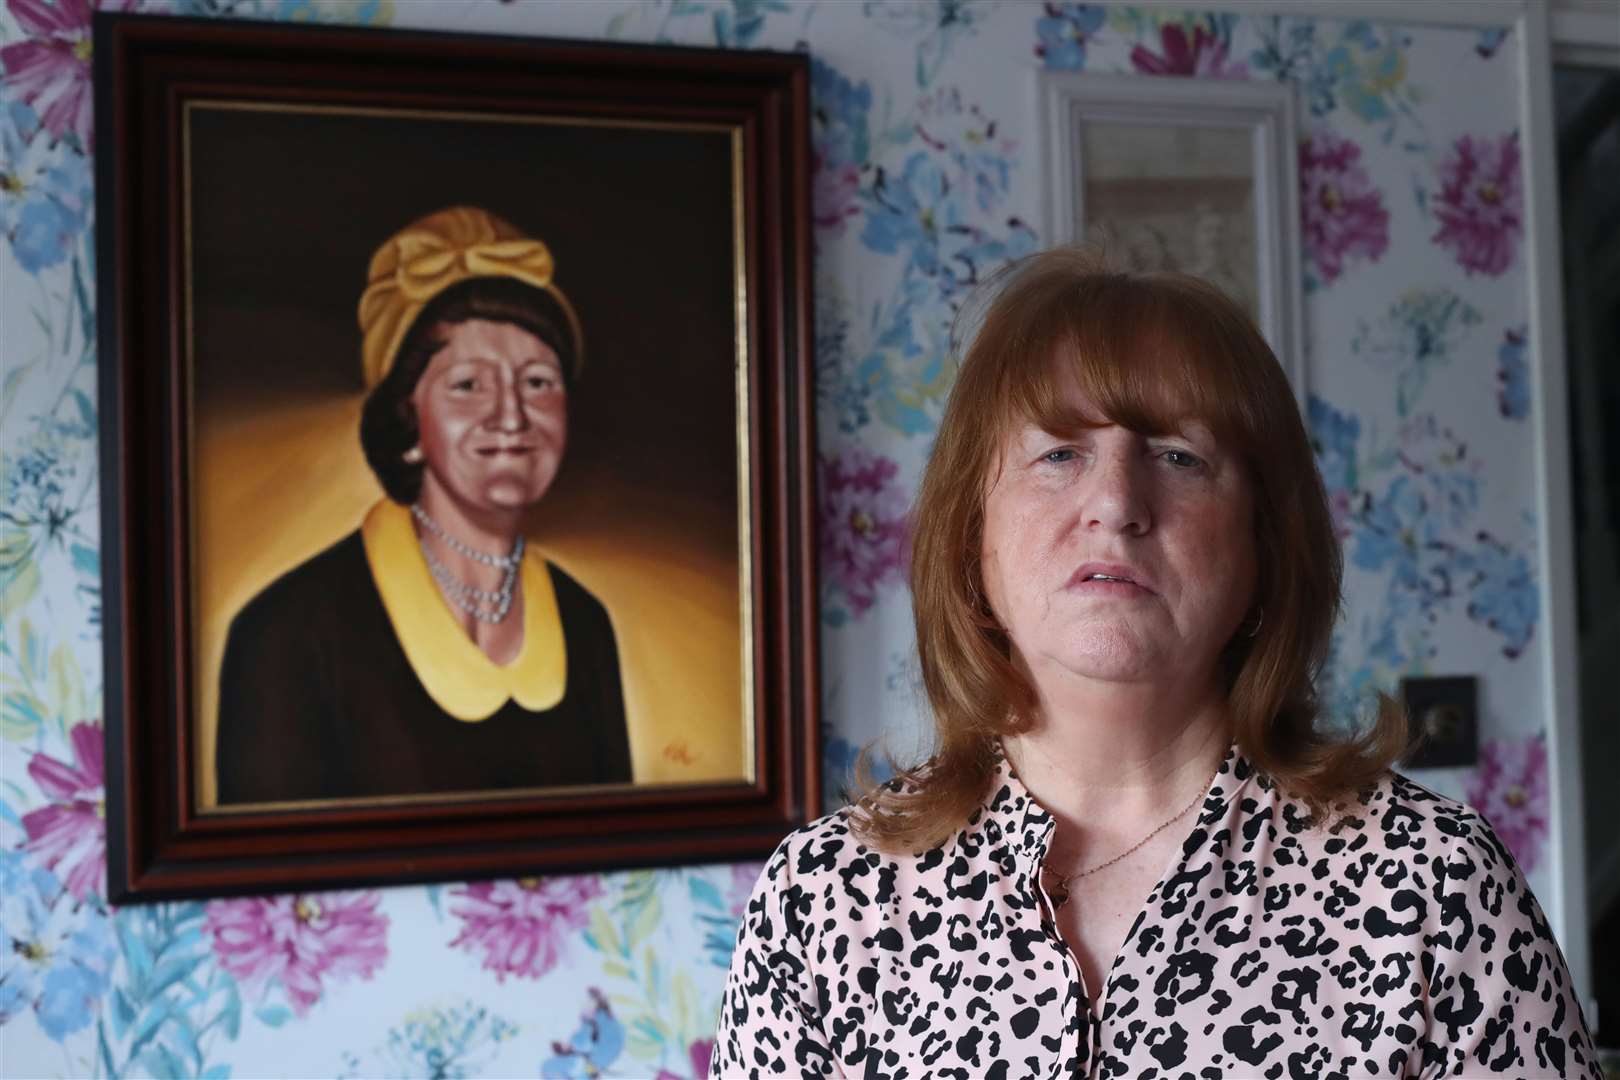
862;152;955;274
1;101;93;276
1308;393;1362;493
812;57;873;170
815;291;871;434
1034;3;1106;71
852;276;948;436
1352;475;1441;594
1497;325;1529;420
1250;19;1426;148
1475;26;1510;59
0;852;117;1041
340;1002;517;1080
710;0;793;49
1352;289;1484;418
863;152;1034;303
1458;531;1539;658
864;0;991;88
1318;392;1539;715
811;57;873;235
915;86;1016;215
540;988;624;1079
2;425;93;615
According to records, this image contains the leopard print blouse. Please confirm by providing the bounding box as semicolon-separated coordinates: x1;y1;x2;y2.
712;744;1598;1078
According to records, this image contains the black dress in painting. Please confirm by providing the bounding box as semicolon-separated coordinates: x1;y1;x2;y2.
215;532;631;805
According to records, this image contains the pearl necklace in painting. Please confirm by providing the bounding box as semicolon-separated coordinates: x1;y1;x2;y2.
411;503;523;624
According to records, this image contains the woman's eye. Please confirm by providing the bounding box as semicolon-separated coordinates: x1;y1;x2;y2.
525;375;555;391
1163;448;1204;469
1041;448;1077;465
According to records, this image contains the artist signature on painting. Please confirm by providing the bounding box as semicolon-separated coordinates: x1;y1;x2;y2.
663;740;698;766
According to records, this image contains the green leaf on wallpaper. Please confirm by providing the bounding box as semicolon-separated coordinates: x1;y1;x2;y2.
49;644;87;727
127;1001;171;1064
628;890;662;949
2;689;46;741
0;556;40;623
148;950;208;999
633;1013;670;1042
688;876;724;911
672;969;694;1040
69;388;95;432
98;1018;117;1079
2;357;33;403
625;1027;661;1061
70;542;98;579
600;959;631;980
1;550;41;625
201;1064;232;1080
220;982;242;1040
110;987;137;1037
255;1004;292;1028
588;904;622;957
643;946;662;997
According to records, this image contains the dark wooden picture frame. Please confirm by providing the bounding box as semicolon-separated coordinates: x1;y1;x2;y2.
94;13;817;902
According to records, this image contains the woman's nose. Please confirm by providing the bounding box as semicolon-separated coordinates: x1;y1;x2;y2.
487;374;529;433
1084;452;1151;535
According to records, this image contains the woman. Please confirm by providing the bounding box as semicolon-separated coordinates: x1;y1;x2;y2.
713;248;1597;1078
216;206;631;805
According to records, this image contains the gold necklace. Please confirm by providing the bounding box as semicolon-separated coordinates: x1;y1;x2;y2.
1039;763;1219;911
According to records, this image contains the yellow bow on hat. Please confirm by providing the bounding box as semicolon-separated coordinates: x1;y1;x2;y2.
357;206;584;390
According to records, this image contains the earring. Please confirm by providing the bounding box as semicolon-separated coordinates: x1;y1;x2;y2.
403;446;424;465
1243;606;1264;638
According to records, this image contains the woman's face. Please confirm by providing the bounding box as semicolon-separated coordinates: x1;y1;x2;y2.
410;318;567;515
979;382;1257;699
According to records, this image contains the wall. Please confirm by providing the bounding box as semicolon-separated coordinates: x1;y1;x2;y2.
0;2;1558;1075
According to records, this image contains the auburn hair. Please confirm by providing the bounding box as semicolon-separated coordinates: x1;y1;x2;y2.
849;246;1406;854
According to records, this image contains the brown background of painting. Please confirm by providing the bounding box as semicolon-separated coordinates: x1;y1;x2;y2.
188;104;746;809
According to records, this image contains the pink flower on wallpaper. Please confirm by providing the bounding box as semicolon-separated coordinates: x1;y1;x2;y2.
1326;489;1355;543
1300;129;1390;284
448;875;603;981
1129;24;1248;79
652;1040;714;1080
727;861;764;916
1432;131;1523;277
813;148;861;234
0;0;133;148
21;719;105;901
1465;735;1548;873
205;891;389;1015
820;448;909;619
688;1037;715;1078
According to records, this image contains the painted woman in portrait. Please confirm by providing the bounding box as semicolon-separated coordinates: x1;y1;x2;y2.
215;206;631;805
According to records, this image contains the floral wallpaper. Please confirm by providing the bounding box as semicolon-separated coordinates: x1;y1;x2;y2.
0;1;1564;1075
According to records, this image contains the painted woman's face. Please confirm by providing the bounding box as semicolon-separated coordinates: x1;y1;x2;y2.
410;318;567;515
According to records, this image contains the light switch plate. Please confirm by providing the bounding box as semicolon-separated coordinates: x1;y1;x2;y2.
1399;675;1479;769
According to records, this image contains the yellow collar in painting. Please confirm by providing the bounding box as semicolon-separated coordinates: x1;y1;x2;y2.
361;499;566;721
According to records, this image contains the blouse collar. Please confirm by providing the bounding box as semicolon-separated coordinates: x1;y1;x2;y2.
360;499;567;721
984;739;1254;877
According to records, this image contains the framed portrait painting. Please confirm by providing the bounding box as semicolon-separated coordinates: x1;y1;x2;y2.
1039;70;1306;397
94;14;817;901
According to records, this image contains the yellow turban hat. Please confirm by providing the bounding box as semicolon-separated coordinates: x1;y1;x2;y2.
357;206;584;390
